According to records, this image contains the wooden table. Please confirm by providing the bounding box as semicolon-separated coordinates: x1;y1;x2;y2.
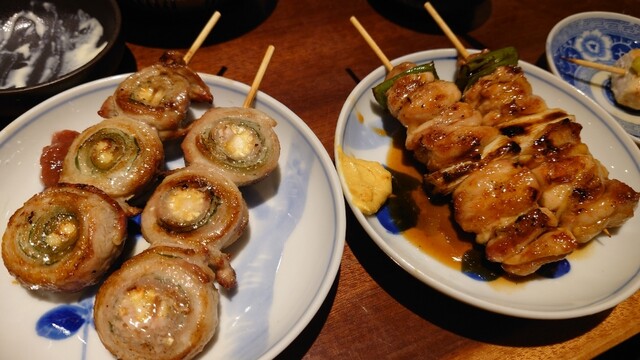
119;0;640;358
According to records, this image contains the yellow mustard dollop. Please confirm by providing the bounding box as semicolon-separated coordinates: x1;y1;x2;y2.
337;146;392;216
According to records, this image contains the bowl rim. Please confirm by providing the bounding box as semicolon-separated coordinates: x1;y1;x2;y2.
545;11;640;142
545;10;640;76
0;0;122;95
548;11;640;40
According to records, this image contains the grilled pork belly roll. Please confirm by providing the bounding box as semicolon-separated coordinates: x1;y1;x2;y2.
182;107;280;186
59;116;164;216
140;164;249;288
98;51;214;140
1;184;126;292
94;245;218;360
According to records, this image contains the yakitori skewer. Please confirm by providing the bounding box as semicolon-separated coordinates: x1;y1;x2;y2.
243;45;276;108
350;16;393;71
183;11;222;64
424;2;469;59
563;57;626;75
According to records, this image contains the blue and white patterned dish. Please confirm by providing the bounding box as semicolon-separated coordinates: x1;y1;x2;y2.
335;49;640;320
546;11;640;144
0;74;346;359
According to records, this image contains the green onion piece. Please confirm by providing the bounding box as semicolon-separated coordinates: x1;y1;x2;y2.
372;62;438;110
455;46;519;91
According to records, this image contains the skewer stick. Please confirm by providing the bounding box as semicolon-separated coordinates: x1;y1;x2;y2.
350;16;393;71
423;2;469;59
563;57;626;75
243;45;276;108
183;11;222;64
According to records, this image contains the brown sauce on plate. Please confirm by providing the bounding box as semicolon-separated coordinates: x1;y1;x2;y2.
385;132;474;270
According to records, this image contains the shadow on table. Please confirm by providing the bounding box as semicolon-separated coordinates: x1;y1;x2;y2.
343;210;612;348
368;0;492;34
117;0;278;48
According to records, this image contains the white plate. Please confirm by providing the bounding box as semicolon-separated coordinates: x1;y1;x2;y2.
335;49;640;319
545;11;640;144
0;74;346;359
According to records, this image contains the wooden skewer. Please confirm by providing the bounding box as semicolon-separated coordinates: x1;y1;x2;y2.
424;2;619;239
350;16;393;71
183;11;222;64
243;45;276;108
423;2;469;59
563;57;626;75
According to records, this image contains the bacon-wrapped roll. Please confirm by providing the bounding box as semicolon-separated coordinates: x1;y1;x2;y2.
99;51;214;140
1;184;126;292
182;107;280;186
59;116;164;216
94;245;218;360
140;164;249;288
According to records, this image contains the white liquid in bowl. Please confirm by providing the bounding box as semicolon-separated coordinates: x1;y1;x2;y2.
0;2;107;89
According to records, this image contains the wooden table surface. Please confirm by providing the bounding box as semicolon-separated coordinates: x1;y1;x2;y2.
124;0;639;358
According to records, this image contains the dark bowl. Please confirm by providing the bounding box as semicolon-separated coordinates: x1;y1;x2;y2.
118;0;277;47
0;0;124;123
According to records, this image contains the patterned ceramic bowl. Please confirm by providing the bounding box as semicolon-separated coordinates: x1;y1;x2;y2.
546;11;640;143
118;0;276;47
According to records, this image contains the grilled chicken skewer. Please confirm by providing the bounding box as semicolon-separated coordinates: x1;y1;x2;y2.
374;46;639;276
353;4;640;276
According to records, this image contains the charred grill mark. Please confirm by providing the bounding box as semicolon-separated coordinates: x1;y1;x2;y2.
501;125;525;137
572;188;593;203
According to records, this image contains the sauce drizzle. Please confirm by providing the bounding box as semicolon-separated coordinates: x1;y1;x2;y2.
378;127;571;280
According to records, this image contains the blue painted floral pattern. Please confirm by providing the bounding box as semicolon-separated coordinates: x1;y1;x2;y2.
36;298;93;340
36;297;94;360
574;30;613;61
549;15;640;137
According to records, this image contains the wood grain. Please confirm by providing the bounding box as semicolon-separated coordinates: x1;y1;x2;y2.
119;0;640;358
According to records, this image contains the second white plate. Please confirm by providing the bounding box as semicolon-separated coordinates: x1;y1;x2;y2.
335;49;640;320
0;74;346;359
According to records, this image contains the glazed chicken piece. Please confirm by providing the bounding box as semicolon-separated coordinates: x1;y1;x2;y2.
386;61;421;78
385;63;505;175
463;65;548;126
376;58;639;276
560;179;639;243
496;108;579;163
496;228;578;276
452;158;541;243
502;109;640;243
387;76;459;131
423;135;519;195
99;51;213;140
405;101;501;172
